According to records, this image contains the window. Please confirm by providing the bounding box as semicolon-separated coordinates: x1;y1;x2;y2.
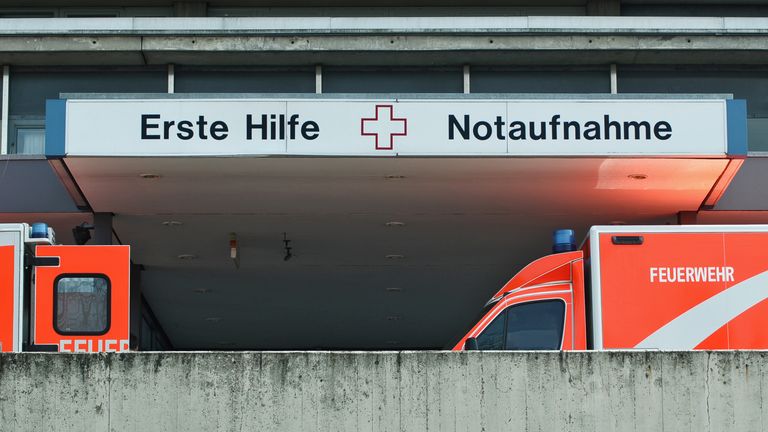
15;127;45;154
54;275;110;335
9;118;45;155
475;311;505;350
474;300;566;350
505;300;565;350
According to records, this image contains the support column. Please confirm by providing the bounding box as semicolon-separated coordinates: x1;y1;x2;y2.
315;65;322;94
167;64;175;94
1;65;9;155
93;212;113;245
129;264;143;350
463;64;470;94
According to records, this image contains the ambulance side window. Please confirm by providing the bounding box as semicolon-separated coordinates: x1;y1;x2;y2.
54;275;110;335
505;300;565;350
475;312;506;350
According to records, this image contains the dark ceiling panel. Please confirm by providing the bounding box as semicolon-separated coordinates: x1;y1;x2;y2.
0;159;80;213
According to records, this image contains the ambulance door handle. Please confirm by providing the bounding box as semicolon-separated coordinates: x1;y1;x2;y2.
22;342;58;352
611;236;644;245
31;256;60;267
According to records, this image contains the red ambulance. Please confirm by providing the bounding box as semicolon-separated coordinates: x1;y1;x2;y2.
454;225;768;351
0;223;130;353
4;221;768;353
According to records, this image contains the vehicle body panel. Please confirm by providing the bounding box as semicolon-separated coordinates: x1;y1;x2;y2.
457;225;768;351
33;245;130;352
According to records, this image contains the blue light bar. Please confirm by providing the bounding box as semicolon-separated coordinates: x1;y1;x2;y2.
552;229;576;253
30;222;49;239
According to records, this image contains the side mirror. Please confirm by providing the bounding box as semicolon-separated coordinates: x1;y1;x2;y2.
464;337;479;351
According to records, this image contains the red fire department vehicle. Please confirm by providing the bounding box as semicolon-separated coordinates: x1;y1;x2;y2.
0;223;130;353
4;222;768;353
455;225;768;351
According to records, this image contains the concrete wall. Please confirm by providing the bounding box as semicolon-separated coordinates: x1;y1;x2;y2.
0;351;766;431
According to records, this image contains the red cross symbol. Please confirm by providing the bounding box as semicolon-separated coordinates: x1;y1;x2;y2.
360;105;408;150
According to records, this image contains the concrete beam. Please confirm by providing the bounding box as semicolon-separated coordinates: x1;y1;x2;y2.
0;351;765;431
2;35;768;66
0;17;767;66
138;34;768;53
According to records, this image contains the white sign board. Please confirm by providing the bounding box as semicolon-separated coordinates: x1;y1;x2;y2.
63;98;729;156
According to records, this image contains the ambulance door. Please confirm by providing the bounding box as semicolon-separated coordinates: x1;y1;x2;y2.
32;245;130;353
454;251;584;351
0;228;23;353
487;288;574;350
595;230;728;350
460;288;574;351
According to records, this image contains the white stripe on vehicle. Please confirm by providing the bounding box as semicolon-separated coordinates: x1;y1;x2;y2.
635;269;768;349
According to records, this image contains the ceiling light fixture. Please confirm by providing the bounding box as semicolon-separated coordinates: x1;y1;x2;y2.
384;175;406;180
139;173;161;179
627;174;647;180
161;220;183;226
384;221;406;227
230;232;240;269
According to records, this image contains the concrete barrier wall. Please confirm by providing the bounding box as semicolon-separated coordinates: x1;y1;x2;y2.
1;351;767;432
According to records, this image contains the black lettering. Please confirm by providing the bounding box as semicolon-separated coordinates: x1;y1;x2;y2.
141;114;161;139
210;121;228;140
529;121;546;140
196;116;208;140
269;114;277;140
603;115;621;140
176;120;194;140
494;116;505;140
509;121;526;140
563;121;580;140
448;115;470;140
654;121;672;140
473;121;492;140
583;121;600;140
287;114;300;140
623;121;651;140
549;115;561;140
163;120;175;139
246;114;267;140
302;121;319;140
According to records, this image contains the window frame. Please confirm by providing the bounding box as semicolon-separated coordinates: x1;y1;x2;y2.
502;299;567;350
476;298;568;350
474;306;507;350
8;117;45;155
53;273;111;336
